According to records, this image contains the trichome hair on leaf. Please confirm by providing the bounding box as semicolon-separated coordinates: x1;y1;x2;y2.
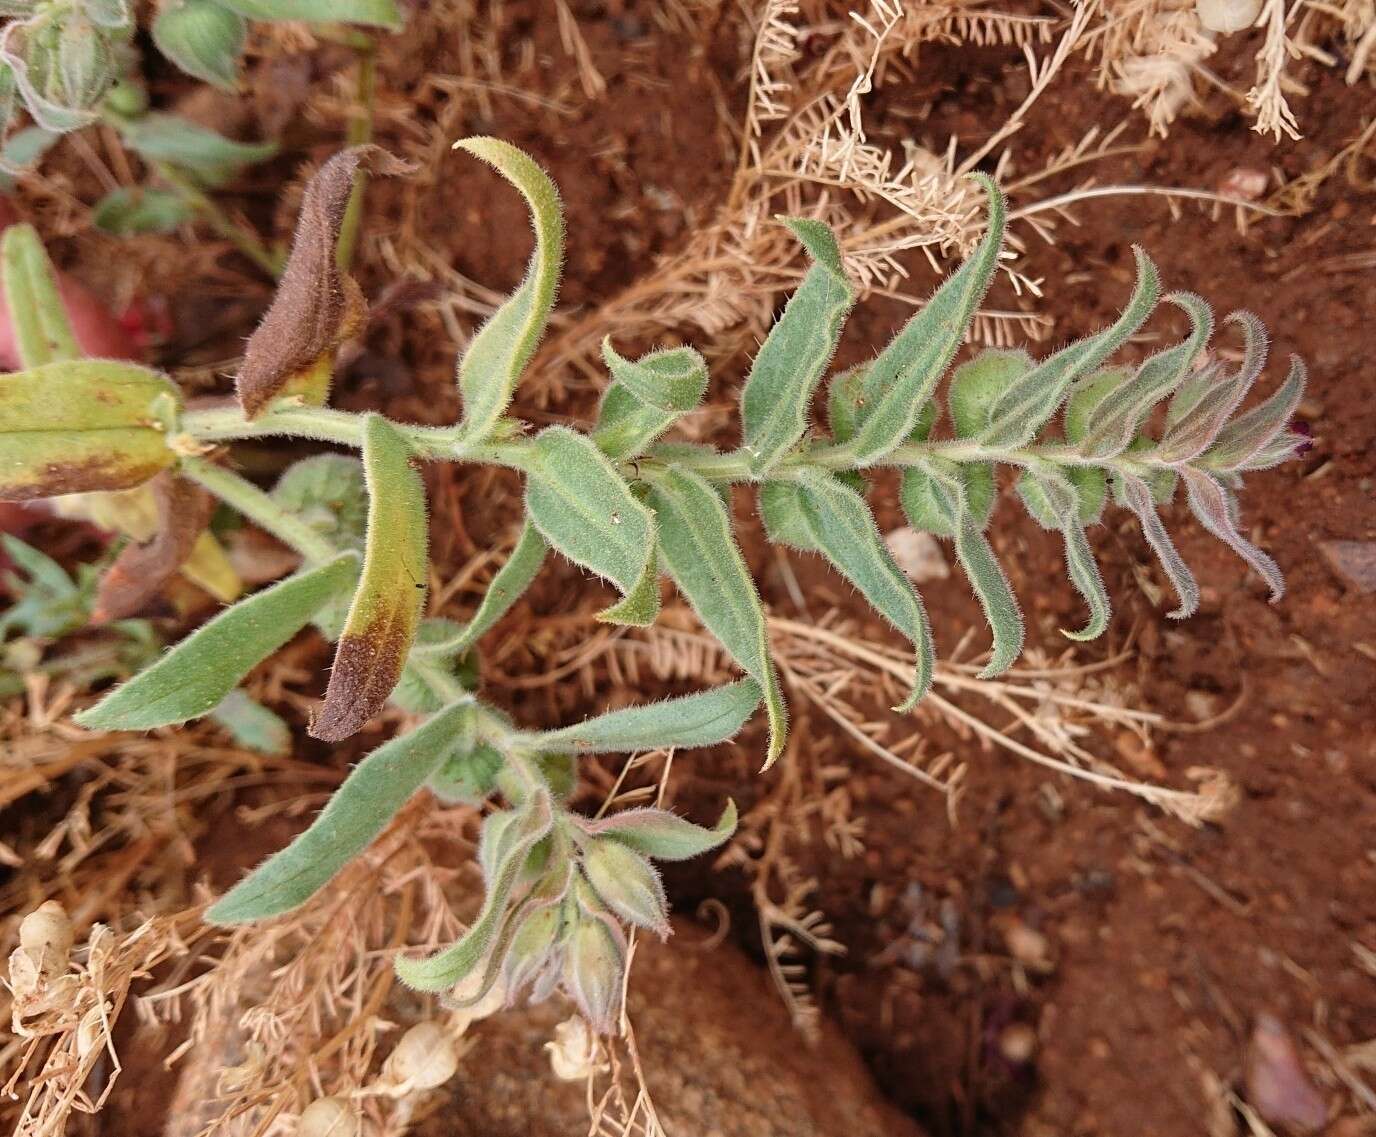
17;138;1307;1032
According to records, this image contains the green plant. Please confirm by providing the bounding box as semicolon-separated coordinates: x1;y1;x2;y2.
0;0;401;271
0;139;1306;1031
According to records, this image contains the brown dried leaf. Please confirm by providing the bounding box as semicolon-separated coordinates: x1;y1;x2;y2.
94;473;213;621
235;146;411;418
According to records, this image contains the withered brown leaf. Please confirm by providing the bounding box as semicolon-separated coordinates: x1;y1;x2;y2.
235;146;411;419
94;473;214;621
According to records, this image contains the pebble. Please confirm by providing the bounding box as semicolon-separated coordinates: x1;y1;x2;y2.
883;526;950;582
1318;540;1376;593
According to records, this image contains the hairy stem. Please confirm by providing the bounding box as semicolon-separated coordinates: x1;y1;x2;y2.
335;39;377;274
180;456;339;563
154;162;282;278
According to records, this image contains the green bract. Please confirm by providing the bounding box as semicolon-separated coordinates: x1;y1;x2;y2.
24;139;1304;1030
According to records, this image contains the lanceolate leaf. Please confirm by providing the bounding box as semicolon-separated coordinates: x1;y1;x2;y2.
455;138;563;443
845;175;1005;465
981;249;1162;449
75;553;359;731
417;521;547;656
524;427;658;625
1203;356;1306;473
118;114;276;187
1078;291;1212;459
643;465;787;768
791;467;934;708
1181;467;1285;600
1115;471;1199;618
395;790;554;991
208;698;475;925
1;222;80;365
1165;311;1267;439
901;461;1024;677
583;800;737;861
312;415;429;742
1016;467;1110;641
740;218;853;474
534;679;762;754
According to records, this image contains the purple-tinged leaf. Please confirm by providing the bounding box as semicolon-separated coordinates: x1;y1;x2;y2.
1204;356;1307;472
1181;467;1285;601
1116;472;1199;618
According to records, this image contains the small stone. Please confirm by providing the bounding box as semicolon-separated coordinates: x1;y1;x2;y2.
1319;541;1376;593
883;527;949;582
1004;920;1054;973
1244;1014;1328;1132
1195;0;1262;33
998;1022;1037;1064
1217;167;1268;201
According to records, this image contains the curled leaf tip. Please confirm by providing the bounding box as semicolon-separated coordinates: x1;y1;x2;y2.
236;146;412;418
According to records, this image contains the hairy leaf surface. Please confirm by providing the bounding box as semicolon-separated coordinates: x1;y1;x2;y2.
1;222;79;365
740;219;853;474
76;553;358;730
644;465;786;768
418;521;547;656
208;699;474;924
313;415;428;741
455;138;563;442
584;800;737;861
535;680;761;754
524;426;658;625
1016;466;1110;640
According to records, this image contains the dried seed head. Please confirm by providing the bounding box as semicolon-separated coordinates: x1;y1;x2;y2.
385;1021;459;1091
19;899;73;972
296;1097;360;1137
545;1016;605;1082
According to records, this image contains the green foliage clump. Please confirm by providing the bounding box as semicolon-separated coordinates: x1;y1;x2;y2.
0;139;1306;1030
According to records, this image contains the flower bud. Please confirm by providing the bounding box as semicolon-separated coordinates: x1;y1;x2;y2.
56;13;112;111
296;1097;359;1137
580;839;669;938
385;1021;459;1091
562;915;624;1034
503;902;564;995
152;0;246;90
0;360;181;500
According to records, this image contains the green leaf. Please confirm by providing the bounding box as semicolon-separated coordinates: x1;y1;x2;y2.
534;679;761;754
416;520;547;657
271;454;369;552
217;0;403;27
584;799;737;861
312;415;429;742
900;462;1023;677
91;186;195;235
1078;292;1212;459
454;138;563;443
845;174;1005;464
601;338;707;414
208;698;475;925
118;113;276;187
524;426;658;626
740;218;853;474
208;688;291;756
0;360;182;501
75;553;358;731
643;465;787;769
1015;467;1110;640
395;790;554;991
593;341;707;459
390;617;478;713
152;0;246;90
982;254;1163;450
1114;471;1199;618
428;740;503;805
790;467;933;708
1;222;80;365
1203;355;1306;473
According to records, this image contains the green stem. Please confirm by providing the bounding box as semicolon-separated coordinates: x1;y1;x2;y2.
155;162;282;278
180;456;338;564
335;40;377;274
